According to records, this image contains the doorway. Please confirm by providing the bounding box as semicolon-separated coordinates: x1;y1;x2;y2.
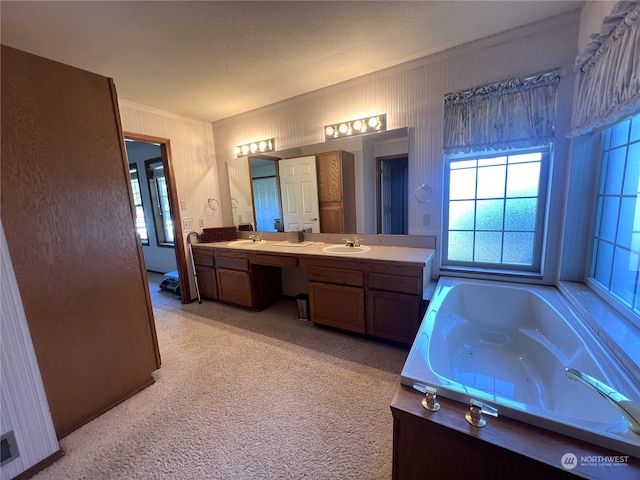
124;132;190;304
376;155;408;234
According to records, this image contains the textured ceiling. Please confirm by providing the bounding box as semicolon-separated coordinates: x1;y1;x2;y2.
1;1;582;122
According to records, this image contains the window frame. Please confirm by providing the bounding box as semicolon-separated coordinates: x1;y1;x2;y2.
441;147;551;276
128;164;149;246
587;113;640;329
145;157;175;248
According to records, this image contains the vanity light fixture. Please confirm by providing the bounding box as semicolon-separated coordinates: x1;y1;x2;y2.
234;138;275;157
324;114;387;140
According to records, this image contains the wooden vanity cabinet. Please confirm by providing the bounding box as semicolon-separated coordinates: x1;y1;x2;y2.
366;263;426;344
302;257;365;333
191;246;218;300
214;249;282;310
315;151;356;233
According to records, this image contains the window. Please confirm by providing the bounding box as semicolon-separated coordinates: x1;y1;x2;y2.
129;164;149;245
145;158;174;247
590;114;640;323
443;149;549;272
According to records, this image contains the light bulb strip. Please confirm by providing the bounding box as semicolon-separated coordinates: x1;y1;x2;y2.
324;114;387;141
234;138;275;157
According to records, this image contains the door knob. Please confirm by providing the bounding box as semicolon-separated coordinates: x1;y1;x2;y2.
310;217;318;221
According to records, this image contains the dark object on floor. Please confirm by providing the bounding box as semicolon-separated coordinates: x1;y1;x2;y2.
159;270;180;296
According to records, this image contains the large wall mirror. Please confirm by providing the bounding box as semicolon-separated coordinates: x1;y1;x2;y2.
226;127;409;234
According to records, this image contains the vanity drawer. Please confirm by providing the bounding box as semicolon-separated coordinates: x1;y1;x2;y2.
254;253;298;268
214;251;250;271
192;253;215;267
368;272;422;295
308;266;364;287
369;262;423;278
191;246;215;267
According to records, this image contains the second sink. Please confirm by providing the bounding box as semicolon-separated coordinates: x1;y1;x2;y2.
322;245;371;255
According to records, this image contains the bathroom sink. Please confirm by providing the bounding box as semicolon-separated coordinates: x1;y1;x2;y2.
226;240;265;247
322;245;371;254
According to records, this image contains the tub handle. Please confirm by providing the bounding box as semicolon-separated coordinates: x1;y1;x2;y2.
422;386;441;412
465;399;498;427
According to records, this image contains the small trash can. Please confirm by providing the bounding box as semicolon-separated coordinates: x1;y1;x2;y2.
295;293;309;321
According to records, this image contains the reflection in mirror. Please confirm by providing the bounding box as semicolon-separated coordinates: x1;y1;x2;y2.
227;127;409;234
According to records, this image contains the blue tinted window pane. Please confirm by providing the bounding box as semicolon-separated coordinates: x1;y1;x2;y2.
450;168;477;200
610;118;631;148
617;197;640;248
449;200;475;230
631;116;640;142
450;159;476;169
475;232;502;263
502;232;534;265
599;196;620;242
505;198;536;231
476;199;504;230
477;165;506;199
509;152;542;163
506;162;540;198
593;240;613;288
611;247;638;305
605;147;627;195
448;231;474;261
478;156;506;167
623;143;640;195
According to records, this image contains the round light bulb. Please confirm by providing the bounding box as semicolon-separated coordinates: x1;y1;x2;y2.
368;117;379;128
325;126;335;137
338;123;349;134
259;141;267;151
250;143;258;153
241;145;249;155
353;120;363;131
234;146;241;155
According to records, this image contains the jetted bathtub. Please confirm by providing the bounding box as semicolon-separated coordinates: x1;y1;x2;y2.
401;277;640;458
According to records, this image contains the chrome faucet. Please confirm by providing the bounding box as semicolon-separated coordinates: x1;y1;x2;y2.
343;238;362;247
249;234;262;243
565;367;640;434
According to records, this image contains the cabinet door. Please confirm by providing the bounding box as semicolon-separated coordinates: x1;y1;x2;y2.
217;268;253;307
195;265;218;300
367;290;422;344
319;203;345;233
309;282;365;333
316;151;343;203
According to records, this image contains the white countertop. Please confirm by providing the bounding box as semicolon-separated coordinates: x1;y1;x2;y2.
195;239;435;266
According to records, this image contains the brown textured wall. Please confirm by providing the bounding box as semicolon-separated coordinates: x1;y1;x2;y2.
1;46;160;437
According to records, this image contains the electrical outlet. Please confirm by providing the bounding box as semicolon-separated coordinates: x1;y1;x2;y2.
180;200;188;210
183;217;193;229
199;219;204;227
423;213;431;227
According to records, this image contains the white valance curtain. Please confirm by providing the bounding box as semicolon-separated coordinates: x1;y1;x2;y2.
570;1;640;137
443;70;561;155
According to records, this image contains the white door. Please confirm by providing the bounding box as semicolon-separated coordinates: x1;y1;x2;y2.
252;177;281;232
278;156;320;232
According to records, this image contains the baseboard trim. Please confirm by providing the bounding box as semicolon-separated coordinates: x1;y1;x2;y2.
13;449;64;480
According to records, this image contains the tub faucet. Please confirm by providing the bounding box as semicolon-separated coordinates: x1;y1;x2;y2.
565;367;640;434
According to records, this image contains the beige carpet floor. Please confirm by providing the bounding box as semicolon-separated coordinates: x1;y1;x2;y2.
33;273;410;479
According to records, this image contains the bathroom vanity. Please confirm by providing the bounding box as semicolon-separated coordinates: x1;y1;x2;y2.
191;239;433;344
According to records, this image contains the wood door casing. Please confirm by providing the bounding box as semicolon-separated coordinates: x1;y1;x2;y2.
1;46;160;438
